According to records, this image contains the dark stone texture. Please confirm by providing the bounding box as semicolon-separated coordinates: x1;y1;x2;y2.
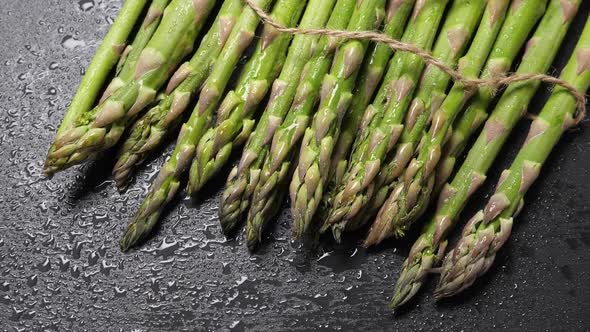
0;1;588;331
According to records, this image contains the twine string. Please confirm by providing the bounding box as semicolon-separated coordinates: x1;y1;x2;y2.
245;0;587;124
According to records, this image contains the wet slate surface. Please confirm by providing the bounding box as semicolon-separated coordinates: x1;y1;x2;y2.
0;1;589;331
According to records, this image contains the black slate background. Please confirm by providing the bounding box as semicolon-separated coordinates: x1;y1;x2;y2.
0;1;589;331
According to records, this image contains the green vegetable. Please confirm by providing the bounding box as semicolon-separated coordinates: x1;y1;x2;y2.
219;0;357;238
113;0;245;190
289;0;386;240
239;0;343;249
44;0;216;175
315;0;415;230
322;0;450;241
119;0;275;251
188;0;308;194
390;0;576;309
45;0;148;172
435;0;587;300
114;0;171;86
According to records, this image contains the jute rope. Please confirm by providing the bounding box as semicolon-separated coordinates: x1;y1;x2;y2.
245;0;587;124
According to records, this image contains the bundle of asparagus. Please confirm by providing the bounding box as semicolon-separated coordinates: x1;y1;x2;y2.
219;0;357;240
390;0;580;309
44;0;588;312
234;0;355;248
187;0;308;193
113;0;245;189
45;0;216;175
288;0;387;239
435;20;590;297
326;0;487;240
258;0;416;244
368;0;548;248
121;0;298;250
44;0;149;175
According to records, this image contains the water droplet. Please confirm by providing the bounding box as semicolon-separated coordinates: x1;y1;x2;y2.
58;256;70;272
236;276;248;286
150;278;160;292
27;274;38;287
71;265;80;278
37;257;51;272
114;287;127;298
230;320;242;329
78;0;95;11
61;36;86;50
100;260;116;276
87;251;99;266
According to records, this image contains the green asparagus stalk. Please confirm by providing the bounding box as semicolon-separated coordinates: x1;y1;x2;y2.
119;0;275;251
188;0;308;193
234;0;341;249
46;0;148;160
44;0;216;176
433;0;584;192
382;0;518;309
369;0;555;246
323;0;449;240
113;0;245;190
433;93;488;194
289;0;386;239
334;0;489;234
356;0;494;233
112;0;171;95
219;0;357;237
435;6;588;300
316;0;416;225
365;0;533;246
390;0;578;310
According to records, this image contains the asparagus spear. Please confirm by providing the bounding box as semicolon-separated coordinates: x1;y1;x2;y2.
113;0;245;190
355;0;493;232
46;0;148;158
219;0;357;237
364;0;528;245
119;0;275;251
384;0;522;309
369;0;554;246
316;0;416;225
232;0;340;249
112;0;171;95
433;92;488;194
333;0;489;235
435;6;588;300
289;0;386;239
433;0;584;192
323;0;449;240
390;0;577;309
44;0;216;176
188;0;308;193
246;0;371;248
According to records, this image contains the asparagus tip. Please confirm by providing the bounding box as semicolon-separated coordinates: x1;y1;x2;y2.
116;183;129;194
219;215;240;238
43;159;60;177
119;226;136;252
364;217;392;247
43;168;55;178
245;214;263;252
331;223;344;243
246;236;259;252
